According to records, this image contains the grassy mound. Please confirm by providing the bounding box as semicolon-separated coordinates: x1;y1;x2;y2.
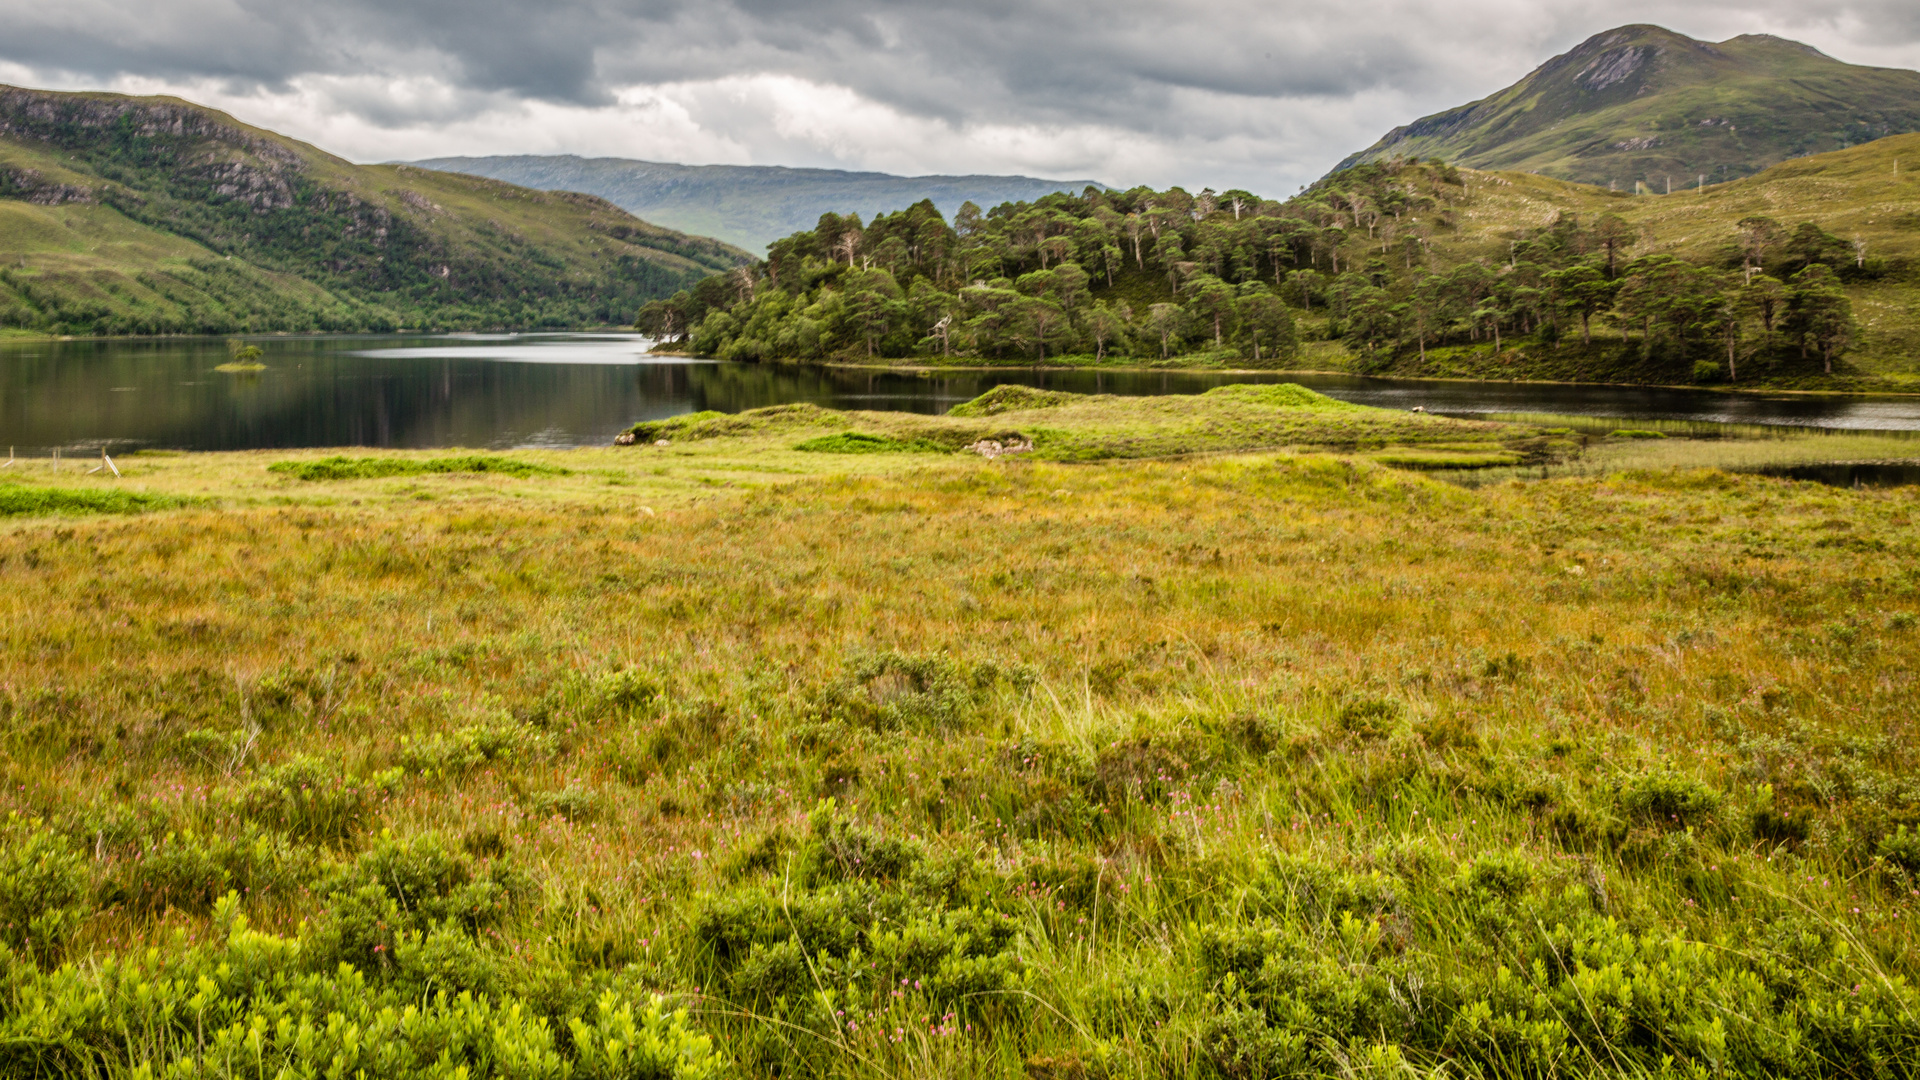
947;384;1088;417
0;483;189;516
1201;382;1366;410
268;455;566;481
793;432;947;454
624;404;847;443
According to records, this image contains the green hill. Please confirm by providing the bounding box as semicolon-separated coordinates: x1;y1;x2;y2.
409;155;1105;253
0;86;751;335
1335;25;1920;190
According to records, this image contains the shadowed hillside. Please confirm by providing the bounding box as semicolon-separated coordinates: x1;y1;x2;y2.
0;86;751;335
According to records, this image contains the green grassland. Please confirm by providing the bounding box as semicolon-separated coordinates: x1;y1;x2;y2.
0;86;752;335
0;389;1917;1077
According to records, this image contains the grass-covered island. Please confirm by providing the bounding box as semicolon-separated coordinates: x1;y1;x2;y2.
0;386;1917;1078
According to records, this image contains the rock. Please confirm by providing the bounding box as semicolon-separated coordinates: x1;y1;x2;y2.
965;437;1033;459
613;432;636;446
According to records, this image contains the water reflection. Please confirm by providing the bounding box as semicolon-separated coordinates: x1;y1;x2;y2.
1275;374;1920;431
2;333;1918;454
1746;462;1920;488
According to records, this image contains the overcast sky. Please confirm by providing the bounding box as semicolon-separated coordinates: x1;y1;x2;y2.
2;0;1918;196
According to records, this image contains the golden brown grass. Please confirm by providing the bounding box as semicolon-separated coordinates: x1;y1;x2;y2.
0;416;1917;1077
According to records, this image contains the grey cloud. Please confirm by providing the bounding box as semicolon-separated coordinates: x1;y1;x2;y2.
0;0;1916;185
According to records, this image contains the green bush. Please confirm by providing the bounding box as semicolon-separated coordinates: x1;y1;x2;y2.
0;818;88;965
1336;698;1400;739
399;717;547;778
1202;383;1361;411
240;755;400;845
303;832;529;986
1881;826;1920;876
569;992;723;1080
106;826;309;916
804;800;920;885
530;784;602;822
1615;769;1722;829
0;894;720;1078
829;650;979;733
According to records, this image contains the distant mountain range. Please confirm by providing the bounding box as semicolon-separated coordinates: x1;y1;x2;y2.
407;156;1105;252
1335;24;1920;188
0;86;748;335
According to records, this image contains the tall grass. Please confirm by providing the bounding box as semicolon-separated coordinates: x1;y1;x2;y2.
0;415;1915;1076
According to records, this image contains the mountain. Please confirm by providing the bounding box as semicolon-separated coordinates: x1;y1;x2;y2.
408;156;1105;252
1333;25;1920;188
0;86;750;336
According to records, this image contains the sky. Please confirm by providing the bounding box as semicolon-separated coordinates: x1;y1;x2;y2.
2;0;1918;197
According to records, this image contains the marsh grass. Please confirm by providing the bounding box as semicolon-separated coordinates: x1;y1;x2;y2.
268;454;568;481
0;392;1917;1077
0;482;190;516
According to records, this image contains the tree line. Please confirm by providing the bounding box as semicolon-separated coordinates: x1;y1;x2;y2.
639;159;1864;379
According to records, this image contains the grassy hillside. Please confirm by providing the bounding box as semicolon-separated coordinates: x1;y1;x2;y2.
1336;25;1920;190
412;155;1105;253
0;86;751;335
0;390;1915;1077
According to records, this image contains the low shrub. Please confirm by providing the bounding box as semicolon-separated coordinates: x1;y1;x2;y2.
529;784;601;822
398;717;546;778
240;756;400;845
1336;698;1400;739
105;826;311;916
804;800;919;885
1615;769;1721;829
304;832;530;985
0;818;88;965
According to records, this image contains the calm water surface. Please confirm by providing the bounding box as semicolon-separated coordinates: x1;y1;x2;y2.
4;332;1919;455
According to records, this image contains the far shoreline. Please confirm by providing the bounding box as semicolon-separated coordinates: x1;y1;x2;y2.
6;328;1916;399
